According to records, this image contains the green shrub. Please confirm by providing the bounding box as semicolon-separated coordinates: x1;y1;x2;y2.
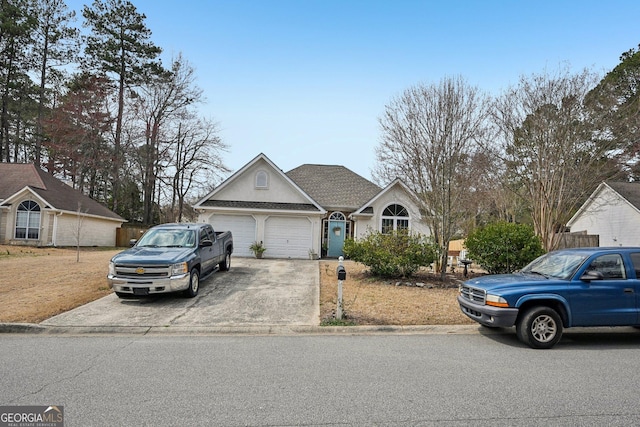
343;230;437;278
464;222;544;274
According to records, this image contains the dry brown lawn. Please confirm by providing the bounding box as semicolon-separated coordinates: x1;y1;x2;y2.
0;244;473;326
319;260;474;326
0;245;120;323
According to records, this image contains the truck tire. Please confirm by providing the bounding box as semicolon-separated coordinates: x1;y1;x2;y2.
516;306;563;349
219;251;231;271
183;269;199;298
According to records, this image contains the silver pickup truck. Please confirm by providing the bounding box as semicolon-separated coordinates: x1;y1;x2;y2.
108;223;233;298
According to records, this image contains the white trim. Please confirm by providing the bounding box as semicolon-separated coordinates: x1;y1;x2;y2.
350;178;419;218
193;153;327;214
196;205;325;217
255;170;269;189
380;203;410;233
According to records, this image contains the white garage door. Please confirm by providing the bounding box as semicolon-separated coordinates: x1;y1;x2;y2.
210;214;256;257
265;216;312;259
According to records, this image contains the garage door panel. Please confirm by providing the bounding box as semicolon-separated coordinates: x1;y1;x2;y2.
210;215;256;257
265;217;312;259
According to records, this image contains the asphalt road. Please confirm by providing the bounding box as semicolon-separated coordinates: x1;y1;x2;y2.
3;332;640;426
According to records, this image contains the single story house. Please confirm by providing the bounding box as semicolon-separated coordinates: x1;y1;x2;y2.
0;163;125;246
567;181;640;247
194;153;430;258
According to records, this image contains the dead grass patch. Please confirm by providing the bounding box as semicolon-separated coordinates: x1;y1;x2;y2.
319;260;474;326
0;245;120;323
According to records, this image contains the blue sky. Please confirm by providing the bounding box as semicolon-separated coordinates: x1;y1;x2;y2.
66;0;640;181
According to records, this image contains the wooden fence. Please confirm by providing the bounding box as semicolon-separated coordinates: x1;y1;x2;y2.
555;232;599;249
115;226;148;247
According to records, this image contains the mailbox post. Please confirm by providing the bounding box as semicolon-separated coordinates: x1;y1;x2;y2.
336;256;347;320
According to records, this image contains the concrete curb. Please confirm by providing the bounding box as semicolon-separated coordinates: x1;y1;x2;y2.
0;322;487;336
0;323;48;334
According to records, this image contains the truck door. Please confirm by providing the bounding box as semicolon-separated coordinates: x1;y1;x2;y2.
570;253;638;326
629;252;640;325
199;227;215;273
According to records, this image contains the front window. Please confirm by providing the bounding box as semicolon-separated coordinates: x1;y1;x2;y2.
520;251;589;280
136;228;196;248
381;204;409;234
15;200;41;239
329;212;345;221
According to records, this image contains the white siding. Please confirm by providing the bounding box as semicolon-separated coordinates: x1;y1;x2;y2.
570;186;640;247
353;184;430;239
212;158;310;204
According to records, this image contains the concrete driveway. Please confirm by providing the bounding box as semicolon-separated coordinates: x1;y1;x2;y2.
41;258;319;332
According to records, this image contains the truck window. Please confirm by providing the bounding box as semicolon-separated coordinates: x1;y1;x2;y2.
585;254;626;279
199;228;209;244
629;253;640;279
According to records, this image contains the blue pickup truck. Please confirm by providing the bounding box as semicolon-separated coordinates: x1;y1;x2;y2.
458;247;640;348
108;223;233;299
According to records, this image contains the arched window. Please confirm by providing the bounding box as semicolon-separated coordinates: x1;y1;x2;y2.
15;200;41;239
255;171;268;189
329;212;346;221
381;204;408;234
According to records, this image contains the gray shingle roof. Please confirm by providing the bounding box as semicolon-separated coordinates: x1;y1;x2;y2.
607;181;640;210
0;163;124;221
286;164;381;211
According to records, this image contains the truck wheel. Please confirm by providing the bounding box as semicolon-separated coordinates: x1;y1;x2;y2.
183;269;199;298
516;306;563;349
219;252;231;271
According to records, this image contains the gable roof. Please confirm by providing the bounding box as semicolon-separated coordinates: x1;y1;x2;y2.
286;164;381;211
351;178;419;217
194;153;326;213
567;181;640;227
0;163;124;221
606;181;640;210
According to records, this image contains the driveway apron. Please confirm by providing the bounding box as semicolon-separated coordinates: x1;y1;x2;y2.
41;258;319;328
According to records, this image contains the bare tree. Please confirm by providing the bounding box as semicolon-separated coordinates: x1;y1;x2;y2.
73;202;87;262
132;54;202;224
374;76;490;280
490;65;623;251
167;117;228;222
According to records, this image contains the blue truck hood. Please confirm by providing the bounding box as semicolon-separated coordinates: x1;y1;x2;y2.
111;246;195;265
464;272;554;292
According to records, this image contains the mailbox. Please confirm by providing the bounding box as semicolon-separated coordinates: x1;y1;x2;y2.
336;265;347;281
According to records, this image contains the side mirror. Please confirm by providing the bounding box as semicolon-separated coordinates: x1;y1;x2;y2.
129;239;137;247
580;270;604;282
200;239;213;247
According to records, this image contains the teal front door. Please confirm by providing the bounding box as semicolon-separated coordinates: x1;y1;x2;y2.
328;220;345;257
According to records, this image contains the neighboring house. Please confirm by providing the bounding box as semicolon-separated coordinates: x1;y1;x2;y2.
194;153;430;259
0;163;125;247
448;239;468;266
567;181;640;247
